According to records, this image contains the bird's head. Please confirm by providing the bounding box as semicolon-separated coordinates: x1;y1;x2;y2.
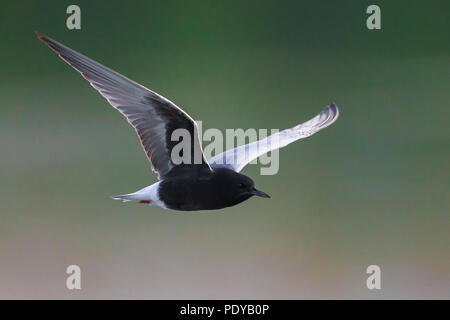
214;168;270;207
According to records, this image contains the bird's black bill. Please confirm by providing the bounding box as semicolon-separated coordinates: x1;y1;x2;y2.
251;187;271;198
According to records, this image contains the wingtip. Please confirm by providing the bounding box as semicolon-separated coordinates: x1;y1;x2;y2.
327;102;339;118
35;31;45;40
329;101;338;110
35;32;63;56
35;31;51;46
317;102;339;128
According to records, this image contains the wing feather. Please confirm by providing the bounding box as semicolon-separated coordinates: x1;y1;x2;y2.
209;103;339;172
36;32;211;179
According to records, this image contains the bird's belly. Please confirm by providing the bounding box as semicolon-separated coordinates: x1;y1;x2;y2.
159;179;224;211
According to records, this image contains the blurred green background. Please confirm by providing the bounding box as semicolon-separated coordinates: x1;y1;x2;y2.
0;0;449;299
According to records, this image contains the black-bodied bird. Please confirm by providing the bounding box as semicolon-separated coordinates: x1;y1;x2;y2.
36;32;339;211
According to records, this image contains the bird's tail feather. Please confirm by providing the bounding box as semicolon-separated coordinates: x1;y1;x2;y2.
110;184;157;204
110;193;141;202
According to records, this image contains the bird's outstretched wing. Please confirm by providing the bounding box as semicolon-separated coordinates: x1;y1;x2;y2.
208;103;339;172
36;32;211;179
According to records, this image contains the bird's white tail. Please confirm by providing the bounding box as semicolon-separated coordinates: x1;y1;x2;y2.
110;182;164;207
110;192;142;202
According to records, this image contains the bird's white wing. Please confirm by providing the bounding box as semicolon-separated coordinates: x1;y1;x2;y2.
37;32;211;179
209;103;339;172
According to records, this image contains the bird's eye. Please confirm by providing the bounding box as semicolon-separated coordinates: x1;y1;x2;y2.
238;183;246;189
